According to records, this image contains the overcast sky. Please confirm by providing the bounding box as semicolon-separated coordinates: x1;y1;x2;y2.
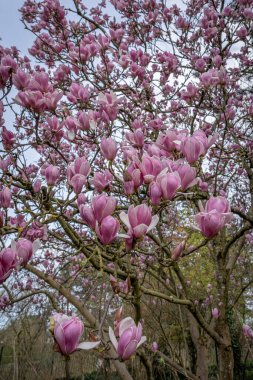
0;0;97;54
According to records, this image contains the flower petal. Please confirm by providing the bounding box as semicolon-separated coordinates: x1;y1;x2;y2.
77;341;101;350
109;326;118;350
147;215;159;232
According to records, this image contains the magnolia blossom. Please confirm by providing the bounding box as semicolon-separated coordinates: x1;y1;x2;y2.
109;317;146;360
120;204;159;239
195;196;233;238
11;238;40;265
243;324;253;339
212;308;220;319
95;216;120;244
0;248;16;284
0;187;11;208
50;313;100;356
100;137;117;161
45;165;60;186
171;241;185;261
79;194;117;229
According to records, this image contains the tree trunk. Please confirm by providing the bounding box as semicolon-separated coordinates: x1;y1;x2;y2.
217;343;234;380
216;321;234;380
187;312;209;380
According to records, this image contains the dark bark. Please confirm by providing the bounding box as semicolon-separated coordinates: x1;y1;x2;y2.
187;312;209;380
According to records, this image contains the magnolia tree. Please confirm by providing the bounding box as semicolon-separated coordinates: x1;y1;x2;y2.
1;0;253;379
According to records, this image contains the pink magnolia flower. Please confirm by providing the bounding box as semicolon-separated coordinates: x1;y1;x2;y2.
95;216;119;244
139;155;162;184
51;313;100;356
67;157;91;191
120;204;159;239
70;174;87;194
100;137;118;161
45;165;60;186
11;238;40;265
177;164;198;191
110;275;131;295
151;341;159;353
158;171;181;200
0;187;12;208
205;196;231;214
195;197;233;238
149;181;162;205
243;324;253;339
180;136;203;163
79;194;117;229
2;127;16;150
212;308;220;319
0;248;16;284
33;179;42;193
195;212;227;238
109;317;146;360
171;241;185;261
92;169;113;193
79;205;96;229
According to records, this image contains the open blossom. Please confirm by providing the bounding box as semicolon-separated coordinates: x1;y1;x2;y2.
11;238;40;265
109;317;146;360
50;313;100;356
92;169;113;193
120;204;159;239
195;196;233;238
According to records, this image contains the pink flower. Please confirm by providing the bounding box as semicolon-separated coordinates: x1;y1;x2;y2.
109;317;146;360
139;155;162;184
177;164;198;191
180;136;203;163
2;127;16;150
151;341;158;353
0;248;16;284
67;157;91;185
171;241;185;261
79;194;117;229
158;171;181;200
149;182;162;205
0;187;11;208
45;165;60;186
11;238;39;265
95;216;119;244
79;205;96;229
100;137;117;161
243;324;253;339
195;196;233;237
205;196;231;214
51;313;100;356
212;308;220;319
92;170;113;193
195;211;227;238
33;179;41;193
70;174;87;194
120;204;159;239
92;194;117;223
